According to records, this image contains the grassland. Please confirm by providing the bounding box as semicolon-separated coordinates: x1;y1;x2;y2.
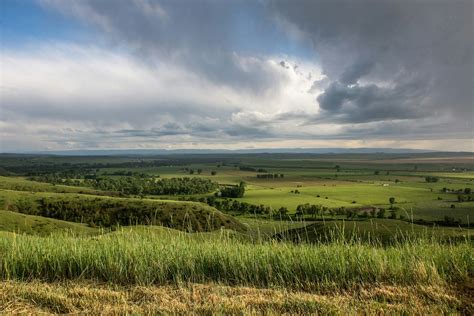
88;155;474;221
0;153;472;313
0;229;472;313
0;210;99;236
277;219;471;244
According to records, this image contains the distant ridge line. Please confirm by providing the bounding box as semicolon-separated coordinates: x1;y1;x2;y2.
4;147;468;156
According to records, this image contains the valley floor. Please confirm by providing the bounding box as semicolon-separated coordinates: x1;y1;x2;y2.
1;280;472;315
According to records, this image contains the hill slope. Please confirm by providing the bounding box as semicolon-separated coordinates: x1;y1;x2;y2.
276;219;471;244
0;210;99;236
0;190;245;233
0;176;115;196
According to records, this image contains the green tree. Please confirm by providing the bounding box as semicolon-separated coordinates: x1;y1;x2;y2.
389;197;396;209
389;209;398;219
278;207;288;216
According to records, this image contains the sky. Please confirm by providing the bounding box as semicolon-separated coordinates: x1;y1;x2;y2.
1;0;473;152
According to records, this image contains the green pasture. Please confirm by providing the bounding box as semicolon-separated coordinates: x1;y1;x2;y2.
236;181;473;220
1;153;472;224
42;162;474;222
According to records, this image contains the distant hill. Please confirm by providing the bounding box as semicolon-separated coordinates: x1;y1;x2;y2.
15;147;448;156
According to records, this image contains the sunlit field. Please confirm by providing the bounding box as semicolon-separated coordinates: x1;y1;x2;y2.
0;152;473;313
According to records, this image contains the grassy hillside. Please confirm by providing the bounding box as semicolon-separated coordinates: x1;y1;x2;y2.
0;154;472;314
238;217;312;239
0;210;99;236
277;219;471;244
0;190;245;233
0;176;114;196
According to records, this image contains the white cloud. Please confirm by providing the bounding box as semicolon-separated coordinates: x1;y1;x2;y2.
1;44;328;151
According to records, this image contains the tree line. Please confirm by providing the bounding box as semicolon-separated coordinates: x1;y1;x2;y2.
256;174;285;179
30;174;218;196
85;177;218;195
239;166;268;172
216;182;246;198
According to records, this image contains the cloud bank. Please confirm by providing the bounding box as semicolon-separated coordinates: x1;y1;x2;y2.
1;0;472;151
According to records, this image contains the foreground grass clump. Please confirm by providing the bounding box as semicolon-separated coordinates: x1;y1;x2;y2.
1;229;472;290
2;281;470;314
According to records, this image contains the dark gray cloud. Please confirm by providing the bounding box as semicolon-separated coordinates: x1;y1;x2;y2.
315;80;426;123
270;0;473;130
339;60;374;85
43;0;287;96
112;121;275;140
279;60;290;69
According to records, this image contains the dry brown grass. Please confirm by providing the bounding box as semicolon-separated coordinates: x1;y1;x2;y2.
1;280;472;315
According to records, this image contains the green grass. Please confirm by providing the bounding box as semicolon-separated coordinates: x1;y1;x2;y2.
277;219;471;244
0;229;472;290
0;154;472;313
238;217;312;239
237;182;473;220
0;210;99;236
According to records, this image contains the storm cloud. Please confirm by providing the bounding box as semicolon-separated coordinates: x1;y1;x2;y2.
271;0;473;128
1;0;472;151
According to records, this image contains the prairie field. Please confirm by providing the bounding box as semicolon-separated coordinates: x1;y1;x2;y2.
0;152;472;313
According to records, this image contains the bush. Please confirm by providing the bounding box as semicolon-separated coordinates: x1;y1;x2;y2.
219;182;246;198
425;176;439;183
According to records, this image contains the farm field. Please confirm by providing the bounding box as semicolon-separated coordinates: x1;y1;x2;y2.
0;152;472;313
73;155;474;219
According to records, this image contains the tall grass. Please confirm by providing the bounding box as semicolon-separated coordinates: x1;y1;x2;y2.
1;228;472;290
